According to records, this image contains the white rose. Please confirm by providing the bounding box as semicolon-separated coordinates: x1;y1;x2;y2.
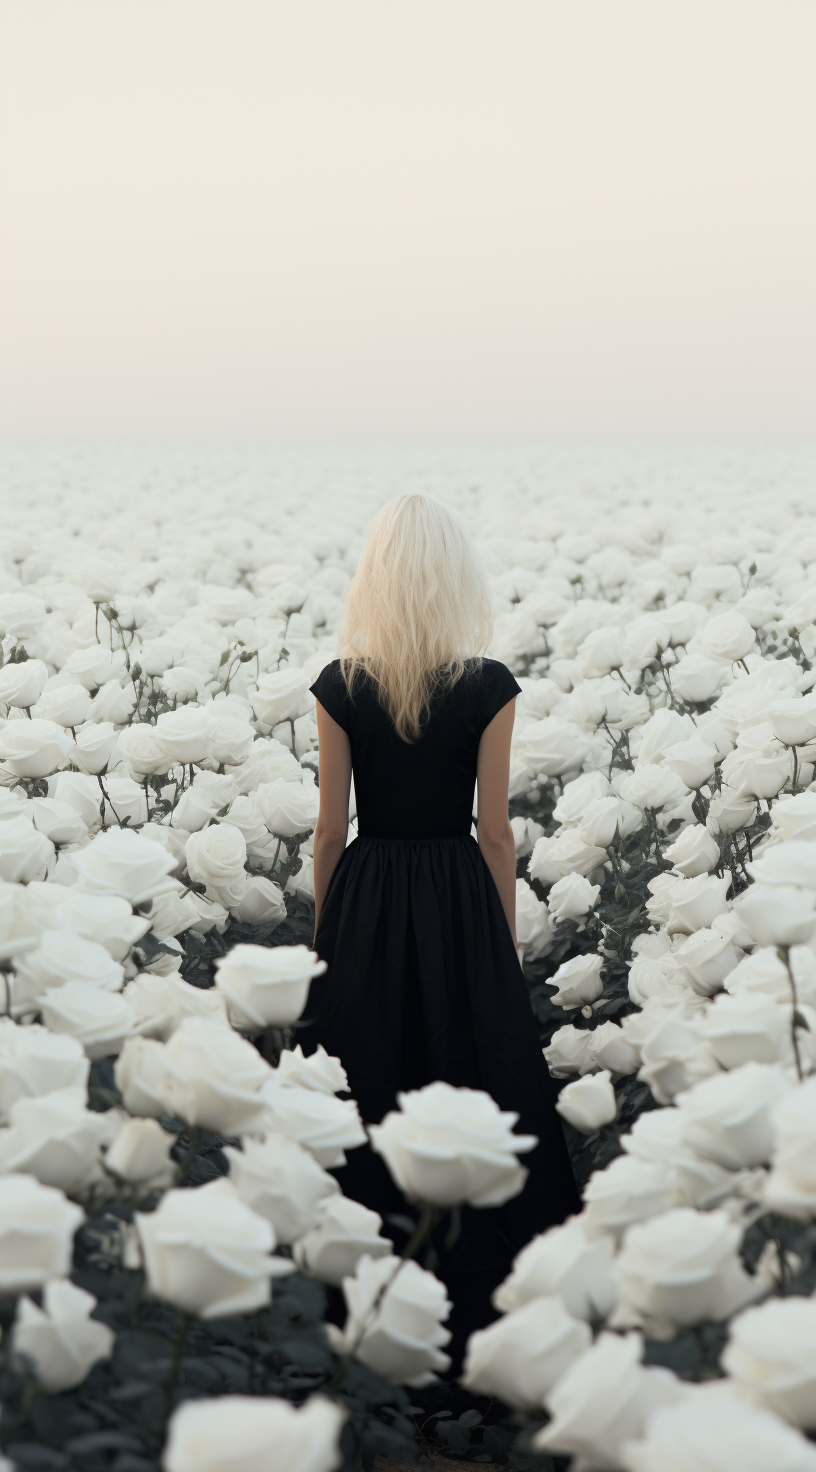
124;970;228;1041
225;1133;340;1244
207;712;255;766
214;943;325;1029
47;771;104;828
493;1216;616;1321
0;719;74;777
747;840;816;890
636;709;695;764
622;1386;816;1472
627;955;687;1007
0;658;49;708
667;872;731;936
273;1043;348;1095
369;1080;537;1208
725;945;814;1004
11;1278;115;1393
515;718;589;778
154;707;213;765
230;873;288;926
664;823;720;877
71;720;120;775
668;653;727;703
707;785;758;835
185;822;247;905
622;615;671;670
255;778;319;838
172;783;230;832
333;1252;451;1387
0;1087;105;1194
671;927;742;996
515;879;553;961
163;1394;346;1472
257;1079;366;1168
116;724;174;777
0;593;47;641
534;1331;687;1471
250;667;309;726
0;1020;88;1123
293;1194;393;1285
699;610;756;662
104;1116;175;1188
0;1173;84;1294
72;828;181;905
723;1295;816;1428
34;683;92;729
582;1155;680;1241
638;1011;718;1103
86;678;137;726
62;647;127;691
135;1177;293;1318
462;1294;591;1410
556;1070;617;1133
675;1062;792;1170
529;832;607;885
543;1024;596;1077
764;1076;816;1217
548;953;604;1009
576;795;626;848
0;882;43;962
27;796;88;845
220;794;269;849
723;743;797;801
769;695;816;748
586;1022;640;1075
285;853;315;902
663;735;717;791
577;626;626;676
226;737;303;794
161;1017;271;1134
0;815;54;883
51;889;150;961
12;929;124;1014
510;815;546;857
142;889;203;940
613;1207;766;1330
114;1036;182;1117
772;792;816;842
735;882;816;948
552;770;612;825
39;983;135;1060
619;766;689;812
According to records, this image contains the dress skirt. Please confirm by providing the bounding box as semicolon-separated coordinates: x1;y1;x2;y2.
297;833;581;1370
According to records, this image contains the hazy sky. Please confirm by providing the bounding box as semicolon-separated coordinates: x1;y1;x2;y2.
1;0;814;441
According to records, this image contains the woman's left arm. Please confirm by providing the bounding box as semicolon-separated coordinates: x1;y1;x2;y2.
311;701;352;946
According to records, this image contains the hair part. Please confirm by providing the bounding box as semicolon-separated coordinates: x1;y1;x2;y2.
335;493;493;743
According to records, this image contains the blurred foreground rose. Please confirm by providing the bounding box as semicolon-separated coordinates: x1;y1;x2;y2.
163;1393;346;1472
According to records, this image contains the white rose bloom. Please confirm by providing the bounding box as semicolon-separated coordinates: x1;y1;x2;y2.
543;1024;597;1077
707;786;759;835
0;592;47;640
577;626;626;676
273;1043;348;1095
225;1133;340;1244
552;770;612;825
586;1022;640;1075
230;873;288;926
27;797;88;845
529;831;607;885
622;1386;816;1472
124;970;228;1042
622;615;671;670
699;609;756;662
664;823;720;877
12;930;124;1013
666;872;731;936
638;1010;719;1103
172;784;229;832
722;744;796;802
160;1017;271;1134
0;882;43;962
255;777;320;838
515;718;589;778
0;719;74;778
724;945;814;1004
764;1076;816;1217
515;879;553;961
62;647;126;691
548;953;604;1009
47;771;104;828
207;712;255;766
136;1177;293;1318
0;816;55;883
582;1154;680;1241
613;1207;766;1330
547;872;601;923
0;1173;84;1294
747;840;816;890
250;667;309;726
723;1295;816;1428
670;653;727;703
86;678;137;726
493;1216;616;1321
71;720;120;775
11;1278;115;1394
576;795;625;848
163;1394;346;1472
293;1194;393;1285
114;723;174;777
51;890;150;961
153;707;212;765
674;1062;792;1169
257;1079;366;1168
0;1020;88;1123
462;1294;591;1409
627;955;688;1007
39;983;135;1061
636;709;696;764
534;1331;688;1471
226;736;303;793
663;735;717;790
285;852;315;902
736;882;816;948
32;683;90;730
72;828;181;905
510;815;546;857
142;889;203;940
556;1070;617;1133
619;766;689;813
0;1087;107;1194
220;794;269;849
369;1080;537;1208
671;926;742;997
214;943;325;1029
104;1116;175;1188
772;792;816;842
769;694;816;748
0;658;49;708
185;822;248;905
333;1252;452;1386
114;1035;183;1117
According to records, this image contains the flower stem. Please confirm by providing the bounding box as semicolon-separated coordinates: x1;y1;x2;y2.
175;1127;204;1183
162;1310;191;1424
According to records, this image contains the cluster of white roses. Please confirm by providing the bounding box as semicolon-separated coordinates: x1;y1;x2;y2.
4;465;816;1469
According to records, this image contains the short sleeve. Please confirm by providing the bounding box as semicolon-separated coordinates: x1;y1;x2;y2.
480;661;523;733
310;661;350;733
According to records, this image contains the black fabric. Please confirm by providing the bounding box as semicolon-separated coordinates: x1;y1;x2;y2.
301;658;580;1374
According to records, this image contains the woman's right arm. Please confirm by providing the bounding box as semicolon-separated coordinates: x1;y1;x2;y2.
475;698;518;950
312;701;352;946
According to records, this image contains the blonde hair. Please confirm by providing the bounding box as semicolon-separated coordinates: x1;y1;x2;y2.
336;493;493;743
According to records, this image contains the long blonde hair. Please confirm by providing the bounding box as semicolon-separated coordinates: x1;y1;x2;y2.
336;493;493;743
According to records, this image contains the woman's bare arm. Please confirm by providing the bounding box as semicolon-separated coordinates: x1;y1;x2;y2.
311;701;352;946
475;698;518;949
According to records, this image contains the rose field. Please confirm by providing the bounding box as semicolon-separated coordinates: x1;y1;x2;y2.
3;442;816;1472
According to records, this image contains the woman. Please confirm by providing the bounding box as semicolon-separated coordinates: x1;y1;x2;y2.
299;493;579;1371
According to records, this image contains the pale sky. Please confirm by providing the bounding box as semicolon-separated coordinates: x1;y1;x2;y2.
1;0;814;441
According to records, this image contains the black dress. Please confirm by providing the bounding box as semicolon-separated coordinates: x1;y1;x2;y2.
299;657;580;1371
